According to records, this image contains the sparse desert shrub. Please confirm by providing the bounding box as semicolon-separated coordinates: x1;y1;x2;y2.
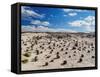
57;36;63;39
21;59;28;64
23;52;31;57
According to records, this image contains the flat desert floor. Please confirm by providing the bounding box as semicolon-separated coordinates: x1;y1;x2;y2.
21;32;95;71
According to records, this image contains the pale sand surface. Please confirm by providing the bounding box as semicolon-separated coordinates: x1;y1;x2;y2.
21;32;95;71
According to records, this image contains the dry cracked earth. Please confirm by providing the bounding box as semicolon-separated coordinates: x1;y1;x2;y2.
21;32;95;71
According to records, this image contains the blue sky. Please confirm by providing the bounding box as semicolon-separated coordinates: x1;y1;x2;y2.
21;6;95;32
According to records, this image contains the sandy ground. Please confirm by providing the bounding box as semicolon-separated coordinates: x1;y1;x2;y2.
21;32;95;71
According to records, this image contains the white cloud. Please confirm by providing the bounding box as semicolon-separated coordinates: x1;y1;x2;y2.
31;20;50;26
69;20;84;27
21;25;48;32
64;15;67;17
21;6;44;18
63;9;73;12
63;9;78;17
68;16;95;32
22;25;76;32
42;21;50;26
22;25;35;32
63;9;88;17
84;16;95;22
68;12;77;16
31;20;41;25
63;9;86;13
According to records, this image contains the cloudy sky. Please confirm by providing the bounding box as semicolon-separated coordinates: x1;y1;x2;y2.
21;6;95;32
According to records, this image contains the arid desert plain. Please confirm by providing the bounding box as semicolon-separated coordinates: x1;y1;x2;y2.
21;32;95;71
